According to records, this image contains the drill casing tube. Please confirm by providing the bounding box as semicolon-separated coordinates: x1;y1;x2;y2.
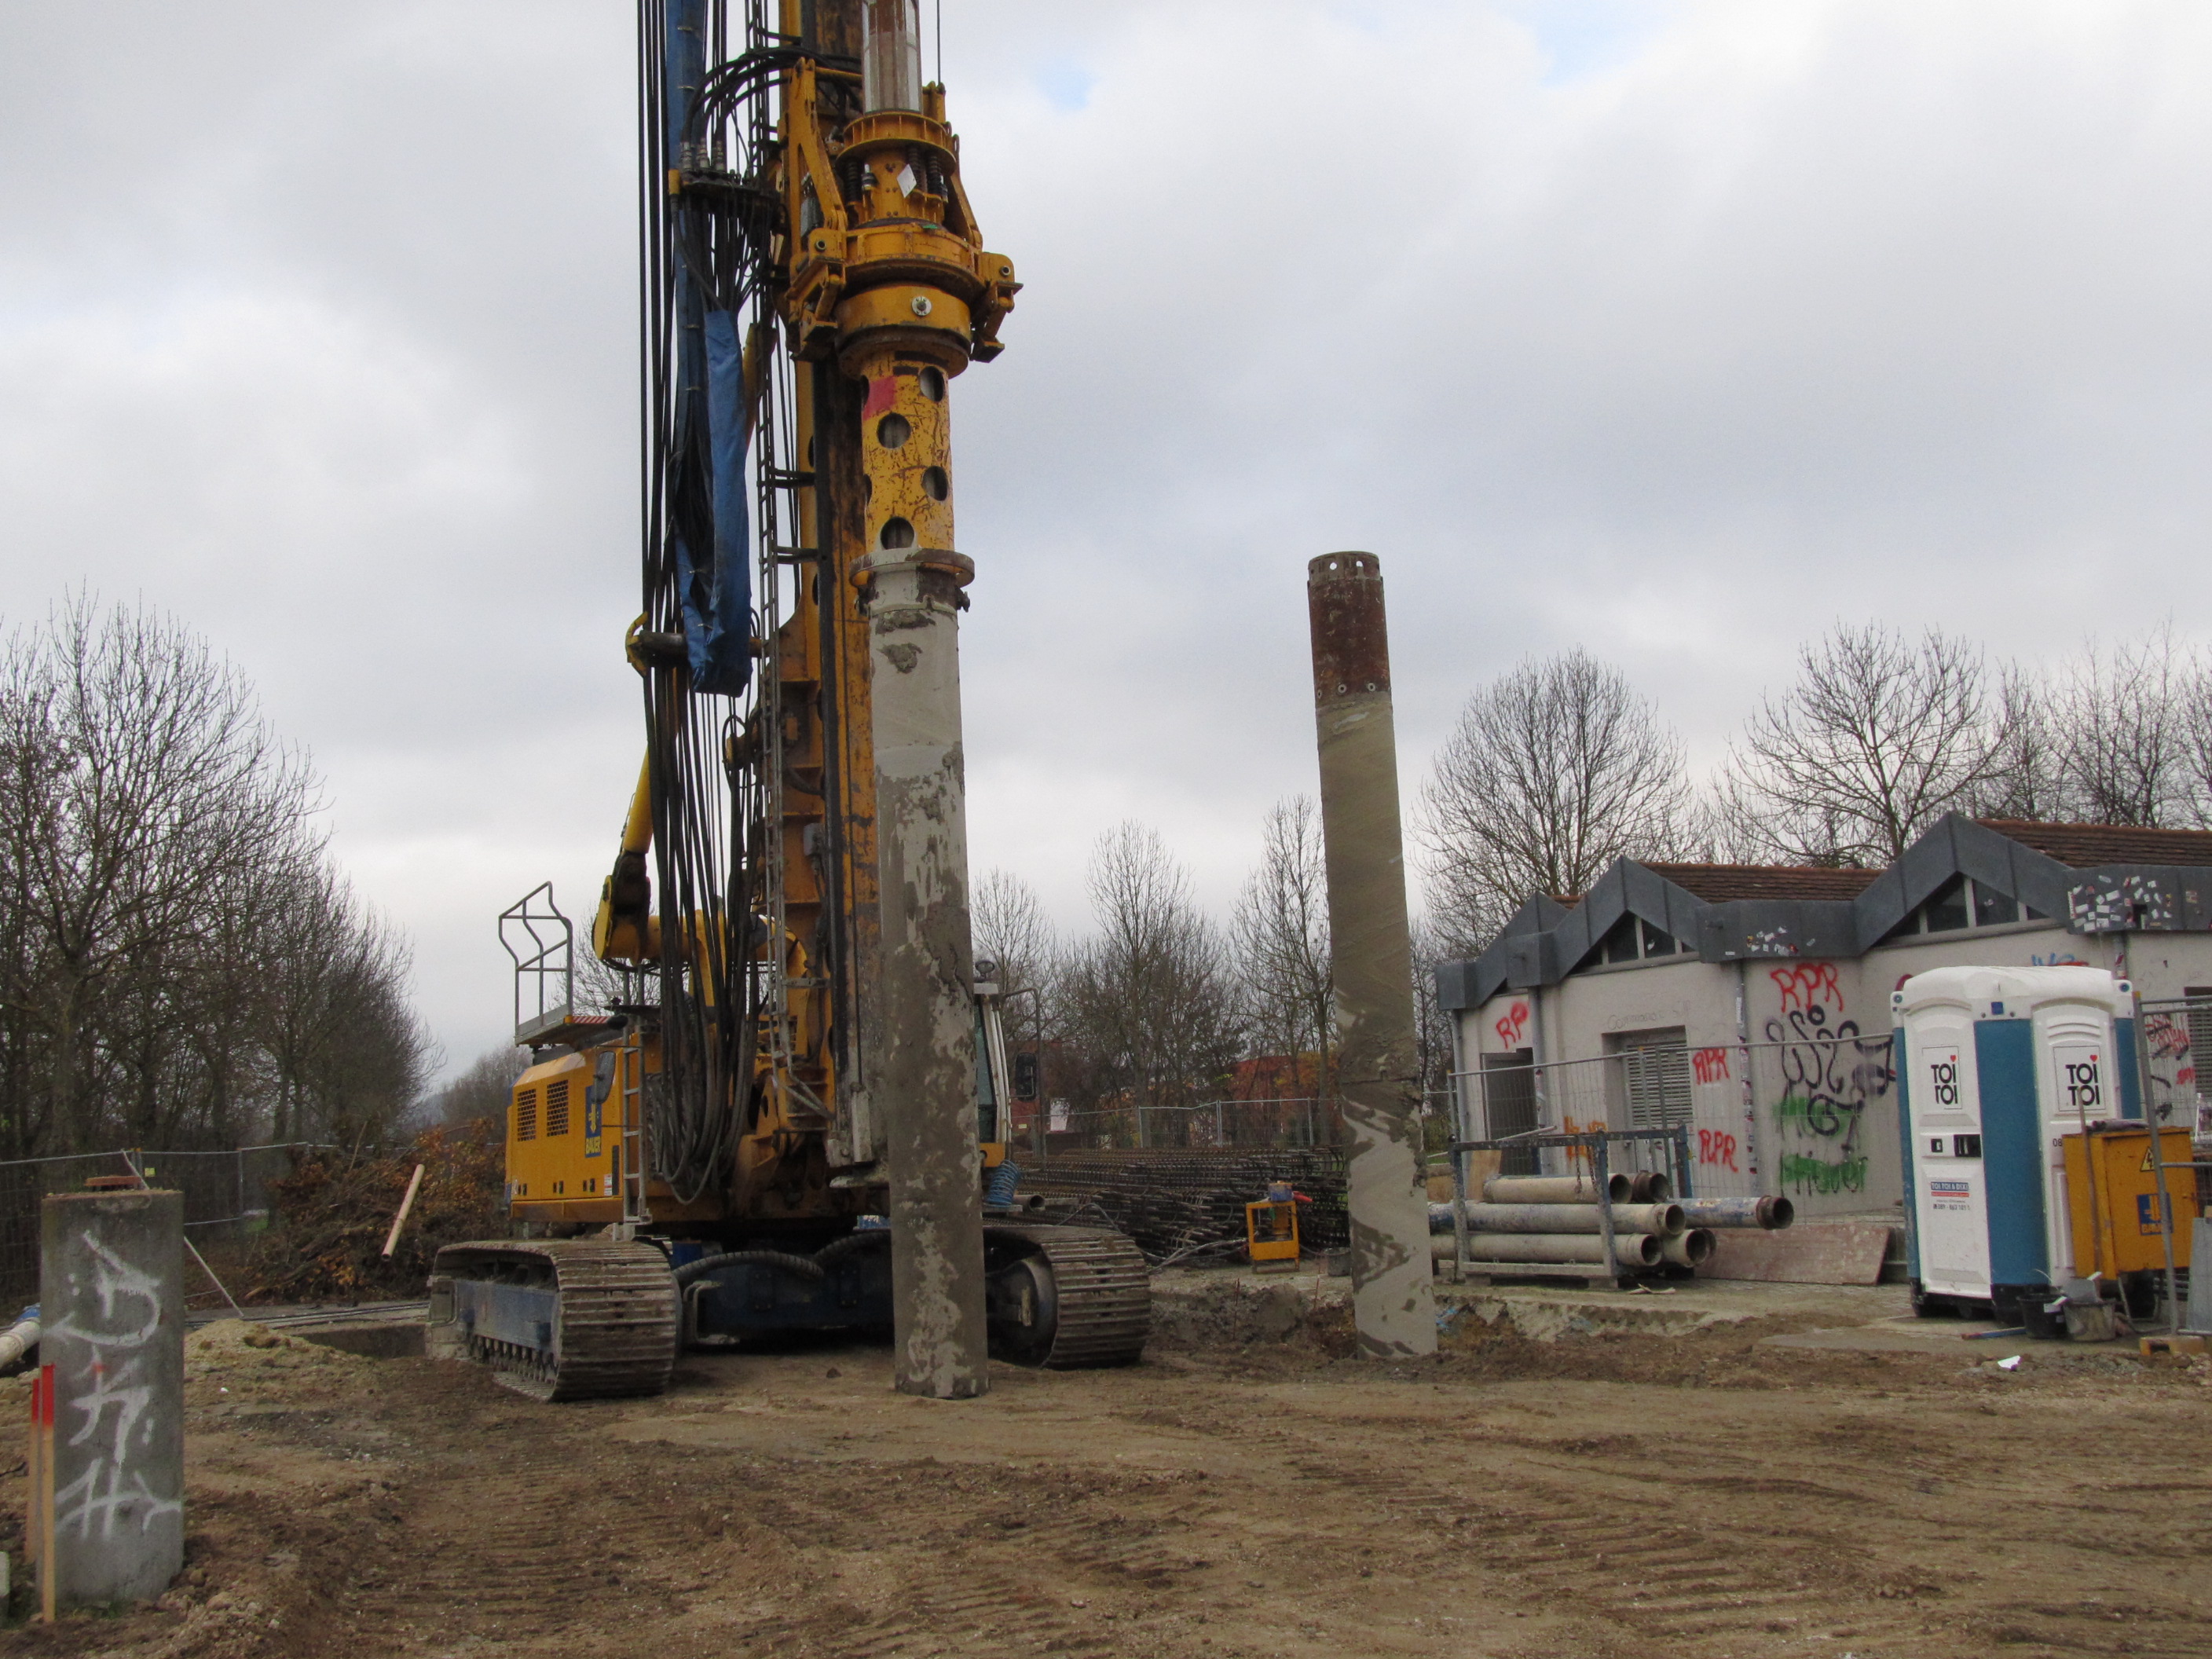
864;547;991;1399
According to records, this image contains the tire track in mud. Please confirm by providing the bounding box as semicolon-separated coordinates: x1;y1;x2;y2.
329;1428;684;1654
821;1485;1218;1654
1164;1398;2212;1658
828;1560;1111;1657
1118;1399;1936;1654
1280;1447;1931;1653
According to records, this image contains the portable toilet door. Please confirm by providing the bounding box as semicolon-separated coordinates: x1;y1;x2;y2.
1894;974;1992;1311
2027;976;2140;1289
1895;966;2138;1324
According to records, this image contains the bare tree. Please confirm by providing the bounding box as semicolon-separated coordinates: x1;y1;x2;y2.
0;597;314;1150
0;595;430;1158
1408;915;1455;1148
1231;797;1331;1097
262;866;429;1152
2047;628;2192;827
1974;664;2075;822
2184;663;2212;831
971;866;1056;1004
1059;824;1243;1144
1418;648;1692;946
431;1044;530;1130
1722;624;1993;866
972;866;1057;1144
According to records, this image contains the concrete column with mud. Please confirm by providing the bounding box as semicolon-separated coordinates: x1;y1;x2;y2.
1306;551;1437;1357
38;1187;186;1604
862;541;991;1399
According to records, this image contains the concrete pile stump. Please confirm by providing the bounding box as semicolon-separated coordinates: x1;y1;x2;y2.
35;1188;185;1610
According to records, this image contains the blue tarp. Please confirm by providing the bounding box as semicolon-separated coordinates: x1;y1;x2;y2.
665;0;752;698
683;308;753;696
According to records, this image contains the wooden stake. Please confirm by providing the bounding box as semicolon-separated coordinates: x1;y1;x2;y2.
382;1163;427;1258
24;1367;41;1571
35;1362;55;1623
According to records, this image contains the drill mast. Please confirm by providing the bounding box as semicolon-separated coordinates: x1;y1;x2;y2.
623;0;1015;1210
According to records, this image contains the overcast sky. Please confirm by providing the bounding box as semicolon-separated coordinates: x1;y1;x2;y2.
4;1;2209;1081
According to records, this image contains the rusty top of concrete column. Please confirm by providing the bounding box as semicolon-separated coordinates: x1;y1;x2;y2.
1306;551;1390;705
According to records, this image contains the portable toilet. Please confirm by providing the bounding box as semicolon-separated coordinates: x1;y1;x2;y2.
1892;966;2141;1324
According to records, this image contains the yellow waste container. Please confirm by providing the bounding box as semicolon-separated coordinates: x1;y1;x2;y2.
2062;1125;2199;1278
1245;1196;1301;1272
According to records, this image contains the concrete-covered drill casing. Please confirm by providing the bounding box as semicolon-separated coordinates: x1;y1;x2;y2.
865;548;992;1398
39;1188;185;1605
1307;551;1437;1357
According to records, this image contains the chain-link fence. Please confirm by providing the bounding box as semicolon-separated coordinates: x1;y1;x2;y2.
0;1144;326;1312
1049;1097;1344;1149
2137;996;2211;1137
1455;1034;1899;1217
1020;1146;1350;1262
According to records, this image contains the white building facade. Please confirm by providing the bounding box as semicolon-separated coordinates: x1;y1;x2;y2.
1435;817;2212;1219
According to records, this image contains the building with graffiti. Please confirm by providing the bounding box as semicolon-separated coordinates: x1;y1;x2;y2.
1436;817;2212;1218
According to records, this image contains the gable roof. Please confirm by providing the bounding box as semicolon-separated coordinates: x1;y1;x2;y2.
1435;812;2212;1013
1977;819;2212;870
1643;863;1883;903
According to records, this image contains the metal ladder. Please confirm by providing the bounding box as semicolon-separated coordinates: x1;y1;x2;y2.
619;1030;648;1231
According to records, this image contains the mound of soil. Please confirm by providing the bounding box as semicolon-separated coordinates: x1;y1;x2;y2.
188;1320;366;1377
244;1124;503;1303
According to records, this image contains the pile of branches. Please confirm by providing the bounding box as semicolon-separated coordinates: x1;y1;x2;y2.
1020;1148;1350;1261
246;1123;504;1303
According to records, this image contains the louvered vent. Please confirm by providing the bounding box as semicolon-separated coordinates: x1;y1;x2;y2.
546;1077;572;1137
515;1087;538;1141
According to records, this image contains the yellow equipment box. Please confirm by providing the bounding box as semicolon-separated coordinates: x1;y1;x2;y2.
2062;1125;2199;1278
1245;1196;1301;1272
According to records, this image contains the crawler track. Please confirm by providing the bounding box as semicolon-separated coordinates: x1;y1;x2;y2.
432;1239;678;1401
988;1223;1151;1368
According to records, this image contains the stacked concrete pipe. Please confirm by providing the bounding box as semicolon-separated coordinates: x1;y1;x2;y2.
1429;1174;1688;1269
1433;1232;1664;1267
1658;1194;1793;1269
1679;1196;1794;1231
1484;1174;1631;1206
1428;1201;1685;1237
1433;1173;1793;1274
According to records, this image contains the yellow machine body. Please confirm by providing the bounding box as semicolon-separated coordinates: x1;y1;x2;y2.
507;1050;623;1223
2063;1126;2200;1278
1245;1199;1301;1270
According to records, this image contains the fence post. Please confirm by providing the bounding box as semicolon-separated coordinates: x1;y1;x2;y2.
1734;962;1761;1186
1592;1133;1619;1283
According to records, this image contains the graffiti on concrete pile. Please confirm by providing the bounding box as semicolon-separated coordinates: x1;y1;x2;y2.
46;1232;181;1541
1766;965;1890;1197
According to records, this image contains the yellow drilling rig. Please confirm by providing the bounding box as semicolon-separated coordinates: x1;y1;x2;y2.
427;0;1148;1400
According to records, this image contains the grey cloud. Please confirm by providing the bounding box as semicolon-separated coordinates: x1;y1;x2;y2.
4;1;2208;1076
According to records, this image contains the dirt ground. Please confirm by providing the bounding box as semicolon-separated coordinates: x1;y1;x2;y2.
3;1278;2210;1659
